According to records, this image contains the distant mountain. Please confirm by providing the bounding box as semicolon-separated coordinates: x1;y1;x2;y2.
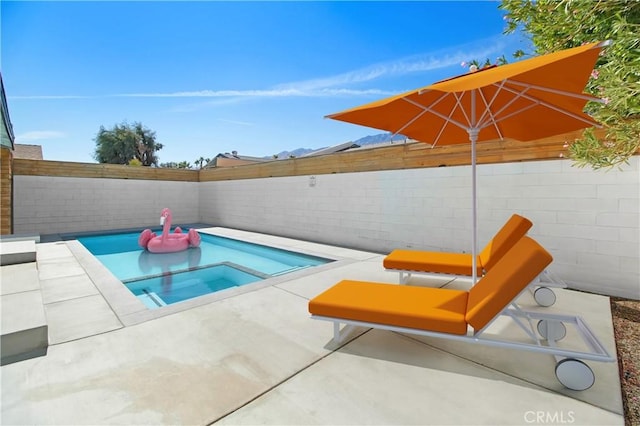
354;133;408;146
270;133;407;159
271;147;315;159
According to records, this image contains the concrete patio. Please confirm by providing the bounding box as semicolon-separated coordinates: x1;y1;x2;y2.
0;228;623;425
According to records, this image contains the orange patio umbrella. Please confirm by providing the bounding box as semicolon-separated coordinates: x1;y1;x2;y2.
327;41;609;283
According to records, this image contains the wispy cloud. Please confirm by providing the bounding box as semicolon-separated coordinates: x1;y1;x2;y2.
167;88;394;113
15;130;66;142
9;37;508;102
114;88;394;98
122;38;507;113
115;39;506;99
10;95;90;100
276;36;508;92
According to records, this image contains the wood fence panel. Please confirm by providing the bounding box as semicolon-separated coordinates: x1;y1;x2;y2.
11;128;618;184
199;129;597;182
0;148;12;234
13;159;199;181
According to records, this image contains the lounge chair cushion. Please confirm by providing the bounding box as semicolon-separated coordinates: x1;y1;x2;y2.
466;236;553;331
478;214;533;272
383;250;481;276
309;280;469;335
383;214;532;277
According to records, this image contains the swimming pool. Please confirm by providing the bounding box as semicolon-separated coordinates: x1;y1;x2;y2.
78;231;331;308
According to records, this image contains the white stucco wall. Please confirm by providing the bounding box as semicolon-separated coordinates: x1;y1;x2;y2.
13;176;199;235
200;157;640;299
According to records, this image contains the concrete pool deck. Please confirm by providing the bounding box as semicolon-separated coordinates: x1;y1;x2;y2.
0;227;623;425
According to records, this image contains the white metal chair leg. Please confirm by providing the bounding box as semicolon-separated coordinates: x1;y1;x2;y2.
333;321;341;341
528;270;568;307
399;272;411;284
533;314;596;391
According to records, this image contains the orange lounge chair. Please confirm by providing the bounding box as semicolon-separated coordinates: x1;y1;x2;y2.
383;213;562;306
309;236;615;391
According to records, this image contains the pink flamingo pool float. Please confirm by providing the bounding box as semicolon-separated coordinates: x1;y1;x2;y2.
138;208;201;253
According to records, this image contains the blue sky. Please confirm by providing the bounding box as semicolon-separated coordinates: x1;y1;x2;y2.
2;1;532;164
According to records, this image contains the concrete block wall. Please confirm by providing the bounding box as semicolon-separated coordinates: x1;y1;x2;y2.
11;158;638;298
13;176;199;235
200;166;475;252
200;157;639;299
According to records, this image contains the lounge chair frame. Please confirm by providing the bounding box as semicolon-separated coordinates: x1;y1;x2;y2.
394;268;566;307
384;214;566;306
311;283;615;391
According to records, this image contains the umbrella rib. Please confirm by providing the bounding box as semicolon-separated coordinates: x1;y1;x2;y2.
479;103;538;130
476;81;506;140
492;84;602;128
429;92;465;147
403;95;468;132
394;104;429;138
433;116;452;148
412;90;450;110
403;94;469;147
507;80;604;103
453;92;472;127
476;83;531;129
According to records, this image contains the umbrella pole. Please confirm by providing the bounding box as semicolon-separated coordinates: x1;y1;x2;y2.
469;87;479;286
469;128;479;286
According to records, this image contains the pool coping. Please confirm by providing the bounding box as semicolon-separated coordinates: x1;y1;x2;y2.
66;227;358;327
3;227;623;424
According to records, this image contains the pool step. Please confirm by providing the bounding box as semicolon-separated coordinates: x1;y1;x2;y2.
0;240;37;266
138;290;167;308
0;261;48;365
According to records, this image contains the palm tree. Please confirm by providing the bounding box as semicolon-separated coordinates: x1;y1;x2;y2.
194;156;211;169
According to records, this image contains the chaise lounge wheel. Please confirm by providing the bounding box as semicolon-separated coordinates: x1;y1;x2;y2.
534;286;556;307
555;358;595;391
537;319;567;341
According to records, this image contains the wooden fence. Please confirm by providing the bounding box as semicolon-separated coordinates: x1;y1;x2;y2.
12;159;199;181
1;148;12;234
199;129;599;181
9;129;609;184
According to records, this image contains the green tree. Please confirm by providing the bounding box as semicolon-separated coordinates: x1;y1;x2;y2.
94;121;163;166
159;162;178;168
159;161;192;169
500;0;640;169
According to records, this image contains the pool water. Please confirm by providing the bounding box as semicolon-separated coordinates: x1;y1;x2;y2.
78;230;330;308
